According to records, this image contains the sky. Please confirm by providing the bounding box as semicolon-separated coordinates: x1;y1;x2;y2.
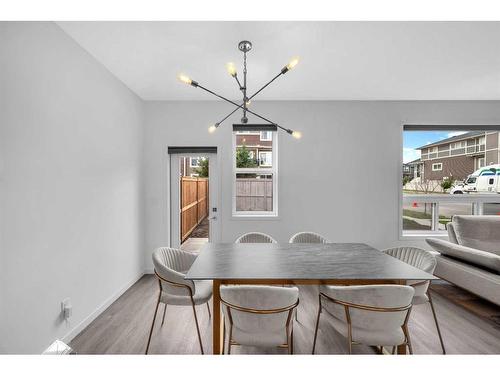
403;130;468;163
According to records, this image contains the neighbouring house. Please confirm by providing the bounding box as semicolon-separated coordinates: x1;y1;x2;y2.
417;131;500;182
236;131;273;167
403;158;423;180
180;156;204;177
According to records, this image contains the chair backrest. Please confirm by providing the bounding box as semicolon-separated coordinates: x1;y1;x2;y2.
322;285;414;332
383;246;437;274
152;247;196;296
289;231;328;244
220;285;299;336
451;215;500;255
235;232;277;243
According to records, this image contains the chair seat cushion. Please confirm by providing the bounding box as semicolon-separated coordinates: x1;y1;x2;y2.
230;325;287;347
321;309;407;346
160;280;212;305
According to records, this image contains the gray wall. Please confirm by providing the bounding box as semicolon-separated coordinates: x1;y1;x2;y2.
0;22;144;353
144;100;500;269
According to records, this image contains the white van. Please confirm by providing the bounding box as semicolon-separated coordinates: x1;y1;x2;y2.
461;164;500;194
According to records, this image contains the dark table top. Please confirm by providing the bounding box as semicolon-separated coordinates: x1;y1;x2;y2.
186;242;438;281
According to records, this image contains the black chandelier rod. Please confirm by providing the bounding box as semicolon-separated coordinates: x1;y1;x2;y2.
248;71;283;101
196;83;275;125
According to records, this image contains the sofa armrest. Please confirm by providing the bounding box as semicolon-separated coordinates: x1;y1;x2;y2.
426;238;500;274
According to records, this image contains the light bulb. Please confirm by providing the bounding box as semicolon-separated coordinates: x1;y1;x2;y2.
245;100;251;107
292;131;302;139
286;57;300;71
226;62;237;77
177;73;192;85
208;124;218;133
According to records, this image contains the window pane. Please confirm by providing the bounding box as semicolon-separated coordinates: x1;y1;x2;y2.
483;203;500;216
235;131;272;169
235;173;273;212
402;202;432;231
437;203;473;230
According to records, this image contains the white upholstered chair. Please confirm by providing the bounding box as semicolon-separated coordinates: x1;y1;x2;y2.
312;285;415;354
289;231;328;244
145;247;212;354
382;246;446;354
220;285;299;354
235;232;277;243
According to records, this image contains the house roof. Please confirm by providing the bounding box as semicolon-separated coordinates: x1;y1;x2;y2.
405;158;422;165
416;131;485;150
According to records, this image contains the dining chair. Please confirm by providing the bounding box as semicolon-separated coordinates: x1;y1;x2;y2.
312;284;415;354
382;246;446;354
145;247;212;354
288;231;328;322
235;232;277;243
220;285;299;354
289;231;329;244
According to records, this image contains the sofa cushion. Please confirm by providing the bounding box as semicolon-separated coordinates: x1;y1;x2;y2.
426;238;500;274
452;215;500;256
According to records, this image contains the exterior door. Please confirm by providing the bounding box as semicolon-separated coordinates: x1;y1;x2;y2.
170;153;219;249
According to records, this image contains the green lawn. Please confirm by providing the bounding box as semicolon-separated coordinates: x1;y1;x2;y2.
402;218;431;230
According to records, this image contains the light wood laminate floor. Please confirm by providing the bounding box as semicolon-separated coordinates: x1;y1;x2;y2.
70;275;500;354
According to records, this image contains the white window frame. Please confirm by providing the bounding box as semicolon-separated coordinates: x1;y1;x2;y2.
260;131;272;141
190;157;201;167
432;162;443;171
258;151;273;167
478;157;485;168
232;131;278;217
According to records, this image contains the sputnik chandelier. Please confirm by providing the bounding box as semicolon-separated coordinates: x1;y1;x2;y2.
177;40;302;138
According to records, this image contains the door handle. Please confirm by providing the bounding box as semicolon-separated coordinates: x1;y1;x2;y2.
209;216;217;220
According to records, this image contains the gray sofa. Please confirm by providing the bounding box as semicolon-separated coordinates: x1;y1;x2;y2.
426;215;500;306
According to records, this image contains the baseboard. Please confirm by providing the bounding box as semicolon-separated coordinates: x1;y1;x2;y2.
61;271;145;345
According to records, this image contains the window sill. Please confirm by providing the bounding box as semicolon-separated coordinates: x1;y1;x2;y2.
231;214;280;221
399;231;448;241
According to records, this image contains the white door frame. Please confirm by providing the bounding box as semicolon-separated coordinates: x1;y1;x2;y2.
169;152;221;249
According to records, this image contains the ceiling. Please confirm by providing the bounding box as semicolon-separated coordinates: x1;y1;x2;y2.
57;21;500;101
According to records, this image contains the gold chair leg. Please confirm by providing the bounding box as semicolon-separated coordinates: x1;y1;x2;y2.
228;327;233;355
403;324;413;354
145;293;161;354
290;329;294;355
222;320;226;355
347;327;353;355
206;301;211;319
392;346;396;355
191;301;204;354
427;289;446;354
311;295;322;354
161;304;167;326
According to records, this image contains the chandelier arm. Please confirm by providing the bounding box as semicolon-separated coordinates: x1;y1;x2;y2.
247;71;284;101
196;83;294;134
217;106;240;126
196;84;274;124
233;75;243;90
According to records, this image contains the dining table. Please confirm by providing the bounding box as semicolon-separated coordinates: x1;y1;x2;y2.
185;242;438;355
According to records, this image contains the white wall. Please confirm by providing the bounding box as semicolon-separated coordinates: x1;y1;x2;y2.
0;22;144;353
143;100;500;268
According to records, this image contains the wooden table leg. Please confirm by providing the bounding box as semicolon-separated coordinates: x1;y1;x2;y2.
212;279;222;354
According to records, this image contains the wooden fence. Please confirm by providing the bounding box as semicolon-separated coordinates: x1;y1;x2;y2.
181;177;208;242
235;178;273;212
